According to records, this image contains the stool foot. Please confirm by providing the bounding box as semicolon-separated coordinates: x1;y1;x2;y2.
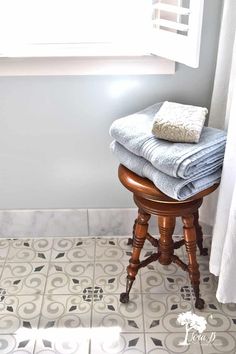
120;292;129;304
192;284;205;309
195;297;205;310
121;209;150;303
120;275;134;304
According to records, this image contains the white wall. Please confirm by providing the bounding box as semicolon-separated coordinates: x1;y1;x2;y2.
0;0;223;209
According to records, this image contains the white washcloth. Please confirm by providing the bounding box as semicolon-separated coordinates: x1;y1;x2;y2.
152;101;208;143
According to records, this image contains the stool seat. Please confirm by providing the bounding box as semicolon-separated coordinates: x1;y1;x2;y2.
119;164;219;203
118;164;219;310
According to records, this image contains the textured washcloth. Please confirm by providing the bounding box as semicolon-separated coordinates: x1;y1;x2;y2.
109;102;226;179
152;101;208;143
111;141;222;200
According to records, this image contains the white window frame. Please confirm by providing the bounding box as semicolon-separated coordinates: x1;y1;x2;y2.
0;0;204;76
0;56;175;76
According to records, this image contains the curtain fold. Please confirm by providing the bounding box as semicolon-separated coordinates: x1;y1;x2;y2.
199;0;236;227
208;0;236;303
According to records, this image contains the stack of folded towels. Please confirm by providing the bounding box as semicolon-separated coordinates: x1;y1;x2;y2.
109;101;227;200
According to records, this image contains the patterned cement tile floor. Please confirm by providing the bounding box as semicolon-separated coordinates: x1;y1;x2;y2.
0;236;235;353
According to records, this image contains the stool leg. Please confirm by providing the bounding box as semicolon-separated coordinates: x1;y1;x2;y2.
182;215;205;310
120;209;150;304
158;216;175;265
127;218;137;246
194;211;208;256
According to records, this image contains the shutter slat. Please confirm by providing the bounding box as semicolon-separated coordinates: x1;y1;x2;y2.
152;3;190;15
152;19;189;32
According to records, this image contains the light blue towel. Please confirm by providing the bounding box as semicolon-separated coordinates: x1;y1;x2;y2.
110;103;226;179
111;141;222;200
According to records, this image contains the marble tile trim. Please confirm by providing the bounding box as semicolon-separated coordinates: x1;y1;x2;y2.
0;208;212;238
0;209;88;238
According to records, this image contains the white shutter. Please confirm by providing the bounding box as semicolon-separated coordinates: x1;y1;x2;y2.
0;0;204;68
150;0;205;68
0;0;151;57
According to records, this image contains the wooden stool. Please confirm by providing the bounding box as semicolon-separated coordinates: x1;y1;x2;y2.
118;164;219;310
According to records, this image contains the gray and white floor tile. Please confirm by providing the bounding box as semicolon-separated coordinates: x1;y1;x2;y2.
142;293;193;333
51;238;95;262
6;239;53;263
91;332;145;354
0;334;36;354
0;263;48;296
94;261;141;294
45;262;94;295
0;239;10;262
39;294;92;330
0;235;234;354
92;293;144;333
0;294;43;333
140;262;190;294
145;332;202;354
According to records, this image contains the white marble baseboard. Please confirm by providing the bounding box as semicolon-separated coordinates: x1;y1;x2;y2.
0;208;212;238
0;209;88;238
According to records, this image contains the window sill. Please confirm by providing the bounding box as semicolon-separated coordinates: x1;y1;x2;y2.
0;56;175;76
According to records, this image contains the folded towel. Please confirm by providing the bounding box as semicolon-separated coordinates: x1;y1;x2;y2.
152;101;208;143
111;141;222;200
109;102;226;179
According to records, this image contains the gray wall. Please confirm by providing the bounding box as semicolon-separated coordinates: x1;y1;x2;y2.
0;0;222;209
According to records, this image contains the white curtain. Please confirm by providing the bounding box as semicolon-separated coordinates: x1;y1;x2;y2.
208;0;236;303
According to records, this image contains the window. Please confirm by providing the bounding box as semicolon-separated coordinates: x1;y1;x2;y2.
151;0;205;67
0;0;204;73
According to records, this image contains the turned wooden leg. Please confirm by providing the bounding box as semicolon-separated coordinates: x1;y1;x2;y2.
182;215;204;310
194;211;208;256
158;216;176;265
120;209;150;303
127;218;137;246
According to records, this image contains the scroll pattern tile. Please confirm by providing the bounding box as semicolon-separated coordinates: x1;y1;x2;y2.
200;332;236;353
94;261;141;294
51;237;95;262
6;238;53;263
95;238;132;261
0;335;36;354
142;293;193;333
0;294;43;333
39;294;92;330
92;294;144;333
140;262;190;294
91;332;145;354
0;235;234;354
45;262;94;295
0;239;10;262
145;332;202;354
193;292;236;332
0;263;48;295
